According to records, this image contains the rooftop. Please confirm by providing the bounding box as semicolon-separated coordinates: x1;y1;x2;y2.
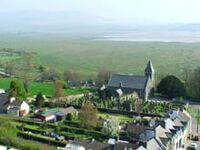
107;74;148;90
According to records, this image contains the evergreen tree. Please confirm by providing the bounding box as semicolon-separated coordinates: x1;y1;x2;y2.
35;92;45;108
157;75;185;99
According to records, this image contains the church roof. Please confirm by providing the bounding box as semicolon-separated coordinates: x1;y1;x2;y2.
107;74;148;90
145;60;154;73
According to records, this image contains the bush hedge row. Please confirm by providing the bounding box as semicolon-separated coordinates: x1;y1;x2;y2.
15;118;109;140
18;132;67;147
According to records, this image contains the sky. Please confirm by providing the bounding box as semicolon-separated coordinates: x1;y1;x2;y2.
0;0;200;27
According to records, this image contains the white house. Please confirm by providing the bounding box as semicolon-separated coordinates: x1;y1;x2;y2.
7;101;30;116
0;93;29;116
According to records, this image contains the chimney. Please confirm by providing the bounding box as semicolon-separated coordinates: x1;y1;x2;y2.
10;97;16;103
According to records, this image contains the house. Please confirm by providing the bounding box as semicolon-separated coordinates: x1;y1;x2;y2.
168;109;192;149
0;145;7;150
7;101;30;116
0;93;29;116
146;138;162;150
100;61;154;101
123;109;191;150
0;89;5;94
35;107;78;122
35;108;59;122
60;106;78;118
58;139;139;150
137;146;148;150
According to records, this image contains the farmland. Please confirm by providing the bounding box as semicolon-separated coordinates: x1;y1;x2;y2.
0;78;92;97
0;33;200;79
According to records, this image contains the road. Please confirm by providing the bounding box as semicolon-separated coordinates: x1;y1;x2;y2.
186;103;200;150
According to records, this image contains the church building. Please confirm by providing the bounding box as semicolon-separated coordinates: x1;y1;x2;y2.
99;60;155;101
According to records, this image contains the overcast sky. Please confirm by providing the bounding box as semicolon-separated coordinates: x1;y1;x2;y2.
0;0;200;25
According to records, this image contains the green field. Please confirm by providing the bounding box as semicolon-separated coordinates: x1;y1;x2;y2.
0;78;92;97
0;33;200;79
98;113;133;124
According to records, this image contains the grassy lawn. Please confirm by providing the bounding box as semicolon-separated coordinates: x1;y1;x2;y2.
98;113;133;123
0;78;93;97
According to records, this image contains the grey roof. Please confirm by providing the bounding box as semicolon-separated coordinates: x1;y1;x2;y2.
0;94;24;110
113;142;139;150
145;60;154;73
107;74;148;90
60;106;77;115
155;125;169;139
0;93;10;107
10;100;23;107
71;139;111;150
147;138;162;150
173;118;184;127
177;111;191;123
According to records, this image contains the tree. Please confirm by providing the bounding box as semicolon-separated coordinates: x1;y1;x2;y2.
54;80;64;98
185;67;200;99
157;75;185;99
79;102;98;129
96;69;112;85
40;68;61;82
63;70;80;82
4;62;15;75
35;92;45;108
16;53;37;93
102;117;119;136
66;113;73;121
134;97;143;113
9;80;25;99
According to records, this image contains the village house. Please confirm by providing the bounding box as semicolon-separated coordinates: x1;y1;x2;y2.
0;93;29;117
35;107;78;122
123;108;192;150
58;138;139;150
99;61;154;101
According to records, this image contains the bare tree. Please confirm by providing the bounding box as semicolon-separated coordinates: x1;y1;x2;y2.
79;102;98;129
16;53;37;93
63;69;80;81
133;92;143;113
54;80;64;99
96;69;112;86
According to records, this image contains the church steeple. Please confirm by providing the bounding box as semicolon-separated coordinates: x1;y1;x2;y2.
145;60;154;81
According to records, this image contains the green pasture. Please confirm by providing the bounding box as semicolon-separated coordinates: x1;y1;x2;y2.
0;78;92;97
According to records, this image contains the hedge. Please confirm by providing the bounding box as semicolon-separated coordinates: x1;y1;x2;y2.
15;119;109;140
18;132;67;147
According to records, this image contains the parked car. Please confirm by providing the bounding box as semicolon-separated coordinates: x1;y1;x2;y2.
56;136;65;142
193;134;200;141
188;143;197;150
50;132;59;138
